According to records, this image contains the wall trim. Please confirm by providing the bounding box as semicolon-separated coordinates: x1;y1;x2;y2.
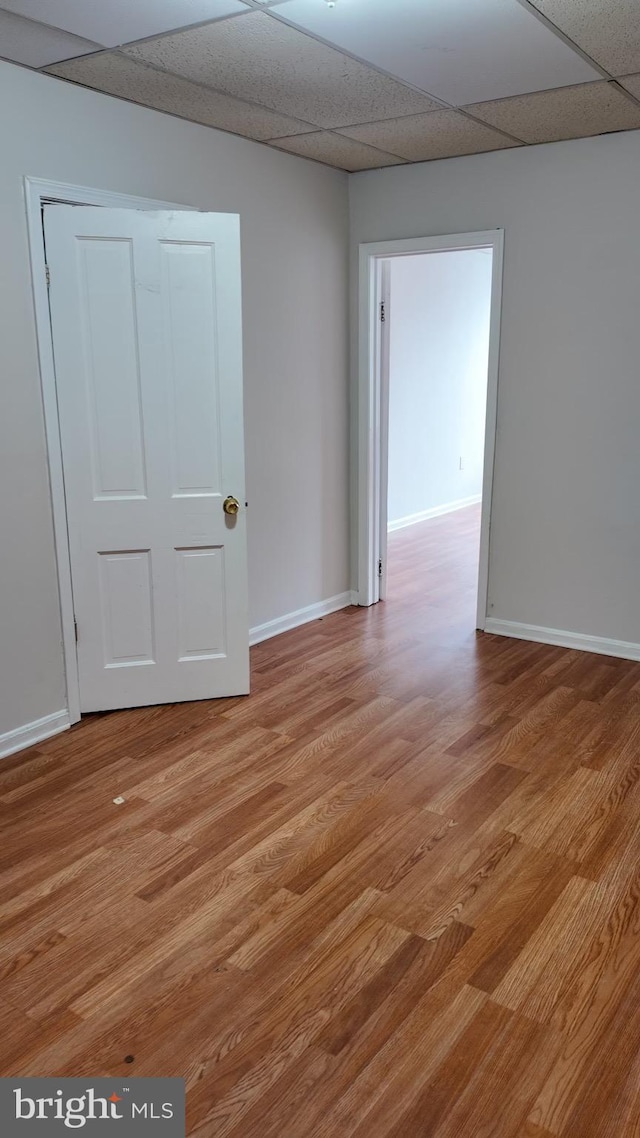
388;494;481;533
484;618;640;663
0;709;70;761
250;591;356;646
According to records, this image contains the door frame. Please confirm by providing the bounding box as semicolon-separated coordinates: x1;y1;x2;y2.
24;177;195;725
356;229;505;628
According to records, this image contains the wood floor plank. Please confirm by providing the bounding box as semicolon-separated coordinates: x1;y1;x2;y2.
2;505;640;1134
315;984;488;1136
391;1001;554;1138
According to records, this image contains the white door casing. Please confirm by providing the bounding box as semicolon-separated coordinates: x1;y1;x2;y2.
44;206;249;712
376;258;391;602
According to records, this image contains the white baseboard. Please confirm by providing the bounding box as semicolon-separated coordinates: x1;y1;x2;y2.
250;591;357;646
388;494;482;533
1;600;358;758
0;708;70;761
9;614;635;763
484;618;640;663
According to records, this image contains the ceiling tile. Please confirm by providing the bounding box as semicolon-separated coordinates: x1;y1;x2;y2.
338;111;520;162
46;51;314;140
0;7;99;66
269;131;406;171
0;0;248;49
619;73;640;100
123;11;442;128
466;81;640;143
527;0;640;77
276;0;600;105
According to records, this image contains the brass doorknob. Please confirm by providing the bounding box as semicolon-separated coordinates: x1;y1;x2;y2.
223;495;240;516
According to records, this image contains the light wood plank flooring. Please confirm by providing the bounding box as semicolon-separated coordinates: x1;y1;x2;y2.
2;504;640;1136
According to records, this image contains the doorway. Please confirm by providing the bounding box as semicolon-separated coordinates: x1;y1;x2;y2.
356;230;504;629
26;178;250;724
384;246;492;623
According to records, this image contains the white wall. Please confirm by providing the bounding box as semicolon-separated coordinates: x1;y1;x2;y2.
387;249;491;528
350;129;640;644
0;61;349;743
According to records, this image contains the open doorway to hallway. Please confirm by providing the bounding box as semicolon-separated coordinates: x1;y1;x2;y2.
356;229;503;629
384;248;492;628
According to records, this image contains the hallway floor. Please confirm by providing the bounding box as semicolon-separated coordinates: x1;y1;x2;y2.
2;505;640;1136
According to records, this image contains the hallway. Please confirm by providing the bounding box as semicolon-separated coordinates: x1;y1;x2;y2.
1;507;640;1136
386;502;482;641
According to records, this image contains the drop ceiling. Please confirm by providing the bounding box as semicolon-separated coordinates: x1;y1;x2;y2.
1;0;640;170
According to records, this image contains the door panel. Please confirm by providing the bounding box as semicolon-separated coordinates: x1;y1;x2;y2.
45;206;249;712
98;550;155;668
161;241;223;497
80;238;147;499
176;546;226;660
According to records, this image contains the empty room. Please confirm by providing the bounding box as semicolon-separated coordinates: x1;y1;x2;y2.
1;0;640;1134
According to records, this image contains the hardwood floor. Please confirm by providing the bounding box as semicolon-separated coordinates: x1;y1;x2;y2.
2;503;640;1135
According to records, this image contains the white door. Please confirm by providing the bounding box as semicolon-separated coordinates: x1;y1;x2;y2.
45;206;249;712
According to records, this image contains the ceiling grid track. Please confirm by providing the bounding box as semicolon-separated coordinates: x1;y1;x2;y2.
0;0;639;169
